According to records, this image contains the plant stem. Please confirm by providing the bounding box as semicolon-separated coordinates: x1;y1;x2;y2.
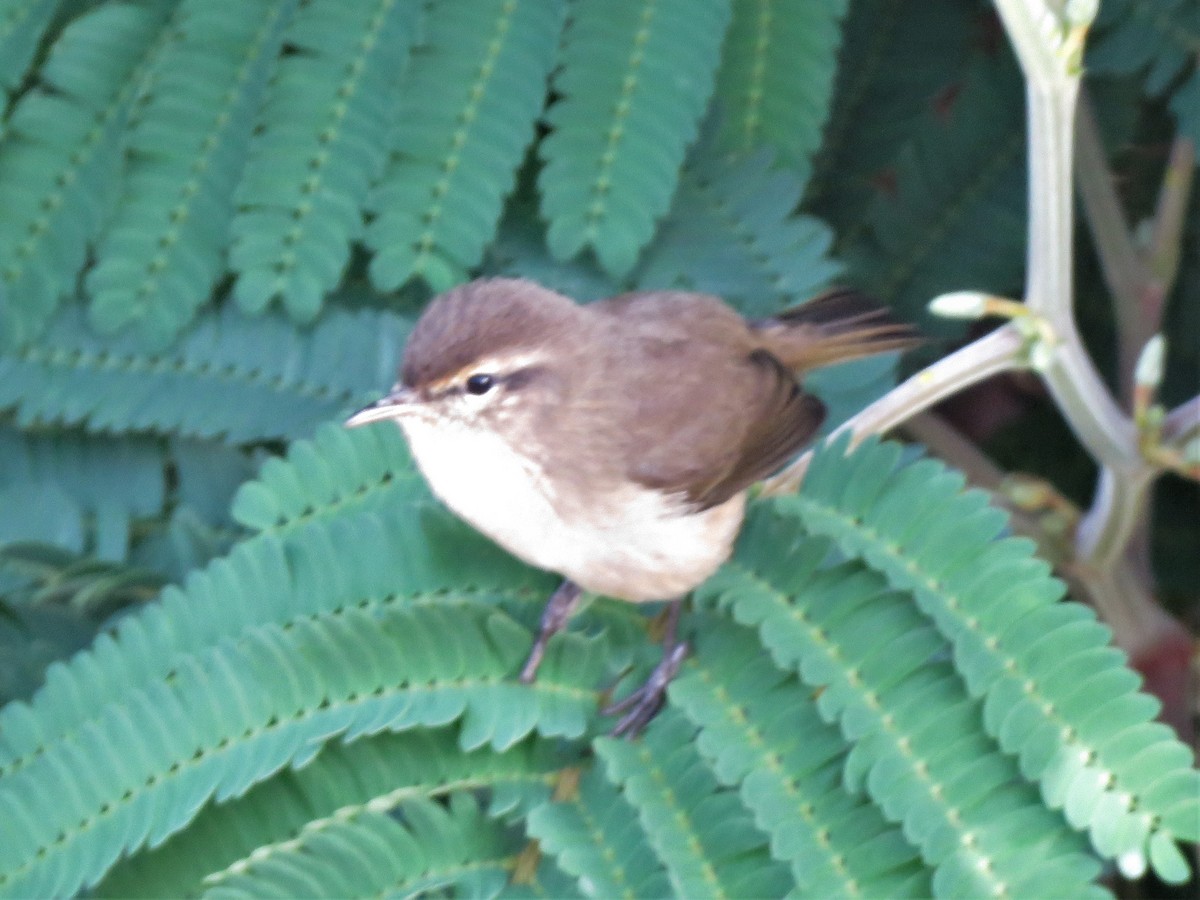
761;325;1025;494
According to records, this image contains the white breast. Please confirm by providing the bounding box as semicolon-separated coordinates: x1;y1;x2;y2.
397;417;745;602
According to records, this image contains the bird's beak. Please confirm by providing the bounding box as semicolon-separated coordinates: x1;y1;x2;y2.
344;386;419;428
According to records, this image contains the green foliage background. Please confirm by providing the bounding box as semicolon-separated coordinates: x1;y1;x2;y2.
0;0;1196;896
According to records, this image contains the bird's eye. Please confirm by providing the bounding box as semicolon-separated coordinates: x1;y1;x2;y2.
465;373;495;395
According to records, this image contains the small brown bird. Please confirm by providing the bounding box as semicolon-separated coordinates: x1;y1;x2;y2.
346;278;915;734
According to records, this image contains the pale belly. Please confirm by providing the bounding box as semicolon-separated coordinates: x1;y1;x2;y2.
399;418;746;601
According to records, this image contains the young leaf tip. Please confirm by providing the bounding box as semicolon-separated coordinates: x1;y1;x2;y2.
928;291;988;320
1134;334;1165;390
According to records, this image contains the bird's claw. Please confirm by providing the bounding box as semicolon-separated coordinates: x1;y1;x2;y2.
602;639;689;738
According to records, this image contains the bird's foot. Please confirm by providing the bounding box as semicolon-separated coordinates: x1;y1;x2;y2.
602;598;687;738
519;580;583;683
602;638;689;738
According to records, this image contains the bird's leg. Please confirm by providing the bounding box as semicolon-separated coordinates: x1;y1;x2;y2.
603;598;688;738
519;580;584;683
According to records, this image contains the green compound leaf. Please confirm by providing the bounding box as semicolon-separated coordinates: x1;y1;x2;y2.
700;517;1102;898
366;0;565;293
781;435;1200;883
98;728;572;898
634;146;841;319
0;1;172;347
711;0;848;188
595;707;792;898
0;303;408;442
669;618;931;897
0;425;167;560
202;793;522;898
0;599;601;898
87;0;296;347
538;0;732;277
526;763;672;899
229;0;420;321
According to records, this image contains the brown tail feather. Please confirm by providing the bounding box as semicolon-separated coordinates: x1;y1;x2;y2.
753;288;920;371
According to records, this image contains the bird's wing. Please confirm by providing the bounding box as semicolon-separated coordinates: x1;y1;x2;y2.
624;342;826;510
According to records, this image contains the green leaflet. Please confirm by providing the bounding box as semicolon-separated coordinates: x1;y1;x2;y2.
0;1;173;347
230;0;420;321
0;303;409;442
782;436;1200;882
539;0;732;276
367;0;565;293
97;727;574;897
87;0;297;347
711;0;849;188
1088;0;1200;157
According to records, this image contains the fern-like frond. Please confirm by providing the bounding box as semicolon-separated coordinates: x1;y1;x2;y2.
1089;0;1200;155
202;793;523;898
0;425;166;559
229;0;419;321
783;436;1200;882
596;707;792;898
634;147;841;318
0;0;59;98
0;599;602;897
0;504;549;789
98;728;573;897
230;421;422;534
538;0;732;276
670;618;931;897
0;2;171;347
806;0;976;234
366;0;564;293
526;763;672;898
701;513;1102;897
85;0;294;347
846;58;1027;327
711;0;848;186
0;303;408;441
